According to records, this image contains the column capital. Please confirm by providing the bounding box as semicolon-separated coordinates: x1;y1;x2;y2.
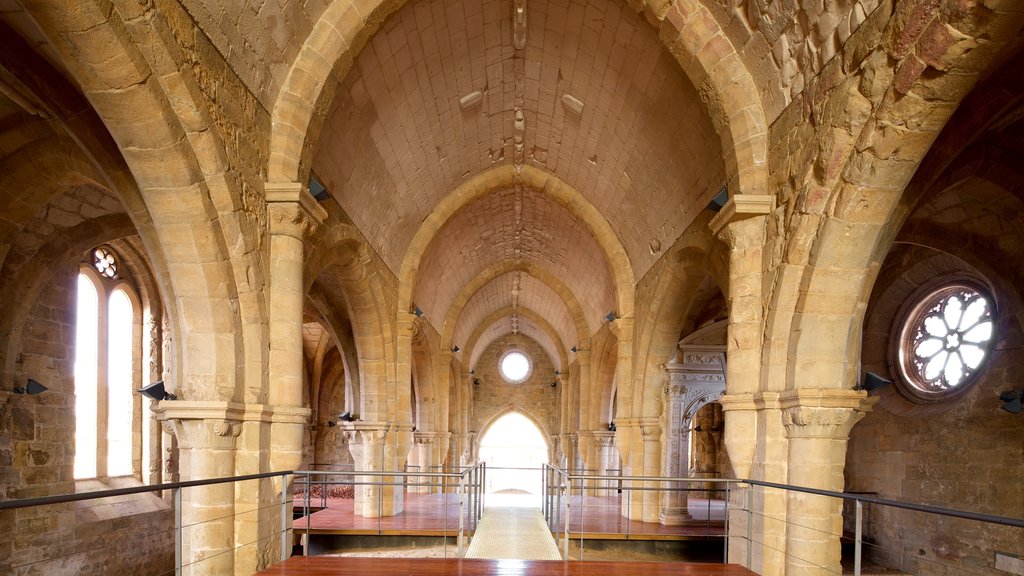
708;194;775;241
266;181;328;238
780;389;877;439
607;316;633;339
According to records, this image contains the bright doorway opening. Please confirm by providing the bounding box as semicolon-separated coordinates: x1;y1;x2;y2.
478;412;548;507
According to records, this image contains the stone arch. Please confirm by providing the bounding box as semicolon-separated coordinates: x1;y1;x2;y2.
305;241;393;420
441;261;591;350
463;306;569;373
399;165;635;319
474;406;554;457
633;235;722;417
0;214;137;382
775;5;1024;392
27;2;262;401
304;303;361;422
267;0;768;202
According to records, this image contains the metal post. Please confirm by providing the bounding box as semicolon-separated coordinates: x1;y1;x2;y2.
746;484;754;568
855;500;863;576
457;475;465;557
174;487;182;576
280;473;290;561
305;473;311;556
562;476;570;560
723;482;730;562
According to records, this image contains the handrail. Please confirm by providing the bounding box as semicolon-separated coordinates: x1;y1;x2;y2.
543;464;1024;529
0;469;293;511
745;478;1024;528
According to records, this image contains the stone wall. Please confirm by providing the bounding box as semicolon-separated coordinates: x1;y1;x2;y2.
0;265;174;575
471;334;559;445
847;245;1024;575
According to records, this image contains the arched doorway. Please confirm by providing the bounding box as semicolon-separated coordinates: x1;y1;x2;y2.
478;412;549;507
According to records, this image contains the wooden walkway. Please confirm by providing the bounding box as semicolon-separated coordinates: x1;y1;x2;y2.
294;493;466;536
555;495;725;539
255;557;759;575
293;492;724;540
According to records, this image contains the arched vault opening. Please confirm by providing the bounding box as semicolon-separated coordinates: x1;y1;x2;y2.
477;411;550;506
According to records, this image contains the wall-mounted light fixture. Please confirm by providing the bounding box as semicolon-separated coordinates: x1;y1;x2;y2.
327;421;337;427
604;311;617;322
554;370;561;376
608;421;616;432
137;381;177;401
550;381;557;388
338;411;355;422
469;369;476;375
570;346;578;353
451;345;460;353
999;390;1023;414
14;378;47;395
413;307;424;317
856;372;892;392
473;378;481;386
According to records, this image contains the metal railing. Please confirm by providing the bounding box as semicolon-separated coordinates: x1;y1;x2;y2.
539;466;1024;574
0;463;487;574
543;465;731;561
293;461;485;557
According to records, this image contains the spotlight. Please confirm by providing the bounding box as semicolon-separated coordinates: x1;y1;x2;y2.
14;378;47;395
604;311;617;322
473;378;481;386
571;346;578;353
706;185;729;212
857;372;892;392
338;411;355;422
327;421;337;427
550;381;557;388
451;345;460;353
999;390;1023;414
608;422;616;432
469;369;476;375
554;370;561;376
137;381;177;401
413;307;424;317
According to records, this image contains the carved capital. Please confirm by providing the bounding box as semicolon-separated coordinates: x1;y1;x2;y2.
708;195;774;245
266;182;327;238
780;389;876;440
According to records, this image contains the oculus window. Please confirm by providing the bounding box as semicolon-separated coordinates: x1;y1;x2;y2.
894;279;995;403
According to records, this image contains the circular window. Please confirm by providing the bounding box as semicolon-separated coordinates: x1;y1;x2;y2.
92;247;118;279
895;279;995;402
499;351;531;383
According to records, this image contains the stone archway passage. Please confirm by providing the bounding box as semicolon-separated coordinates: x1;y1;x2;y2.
478;412;549;505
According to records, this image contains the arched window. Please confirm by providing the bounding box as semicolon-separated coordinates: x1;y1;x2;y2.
74;247;150;481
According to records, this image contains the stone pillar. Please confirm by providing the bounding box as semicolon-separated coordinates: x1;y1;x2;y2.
781;390;875;576
709;196;773;480
344;423;392;516
591;430;616;495
660;362;692;524
411;432;436;493
162;407;241;576
265;183;325;472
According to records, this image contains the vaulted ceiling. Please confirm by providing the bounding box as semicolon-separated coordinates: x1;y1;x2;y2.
312;0;726;369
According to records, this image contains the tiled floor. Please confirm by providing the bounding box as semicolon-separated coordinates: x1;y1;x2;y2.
466;507;562;560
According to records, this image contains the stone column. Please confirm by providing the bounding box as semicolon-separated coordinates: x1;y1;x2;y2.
660;361;693;524
162;405;242;576
709;195;773;480
265;183;325;472
411;432;435;493
343;422;393;516
591;430;616;495
781;390;875;576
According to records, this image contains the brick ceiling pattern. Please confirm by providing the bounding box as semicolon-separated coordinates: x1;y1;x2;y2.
415;185;613;331
452;271;577;356
311;0;726;352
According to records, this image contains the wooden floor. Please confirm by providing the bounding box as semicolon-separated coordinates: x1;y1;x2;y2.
294;493;467;536
293;492;725;539
554;495;725;539
255;557;758;575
